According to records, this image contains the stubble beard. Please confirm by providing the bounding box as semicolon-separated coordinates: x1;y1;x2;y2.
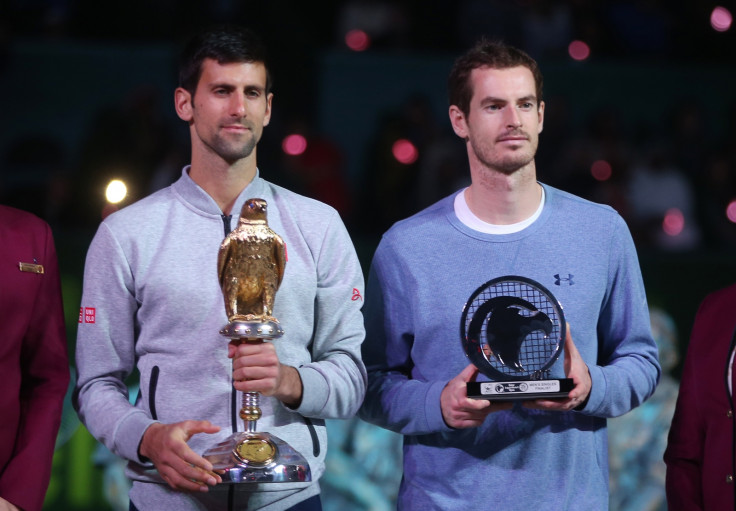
208;129;259;164
470;136;537;176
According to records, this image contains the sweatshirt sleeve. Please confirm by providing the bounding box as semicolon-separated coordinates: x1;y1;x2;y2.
579;215;661;418
72;223;155;464
294;211;367;419
359;237;451;436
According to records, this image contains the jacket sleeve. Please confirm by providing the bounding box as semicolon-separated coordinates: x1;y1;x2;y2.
72;223;155;463
579;216;661;418
0;221;70;511
294;211;367;419
358;238;450;436
663;296;712;510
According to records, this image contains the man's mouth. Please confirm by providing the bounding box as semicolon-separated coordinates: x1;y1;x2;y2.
497;133;528;142
223;123;251;132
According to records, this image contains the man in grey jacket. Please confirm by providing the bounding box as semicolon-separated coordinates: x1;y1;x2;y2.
73;26;366;510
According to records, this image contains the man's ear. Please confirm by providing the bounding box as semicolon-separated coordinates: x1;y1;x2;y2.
449;105;469;140
537;100;545;134
263;92;273;127
174;87;193;122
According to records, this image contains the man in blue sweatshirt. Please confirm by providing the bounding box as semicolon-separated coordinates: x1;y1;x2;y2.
74;26;366;510
359;40;661;510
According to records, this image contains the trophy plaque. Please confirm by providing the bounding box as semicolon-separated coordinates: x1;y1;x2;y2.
460;275;573;401
202;198;311;483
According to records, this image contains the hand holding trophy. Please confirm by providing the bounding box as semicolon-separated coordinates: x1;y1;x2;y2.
203;198;311;483
460;276;574;401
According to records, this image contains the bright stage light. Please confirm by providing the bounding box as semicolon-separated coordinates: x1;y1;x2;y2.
663;208;685;236
392;139;418;164
590;160;612;181
568;40;591;61
726;199;736;223
105;179;127;204
345;29;370;51
711;6;733;32
282;134;308;156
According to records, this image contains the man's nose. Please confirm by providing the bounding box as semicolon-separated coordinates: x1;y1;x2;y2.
505;106;522;128
230;94;246;117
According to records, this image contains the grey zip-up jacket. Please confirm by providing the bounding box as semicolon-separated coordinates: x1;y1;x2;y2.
74;168;366;510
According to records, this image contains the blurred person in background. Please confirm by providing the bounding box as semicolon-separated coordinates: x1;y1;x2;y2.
665;283;736;510
0;205;69;511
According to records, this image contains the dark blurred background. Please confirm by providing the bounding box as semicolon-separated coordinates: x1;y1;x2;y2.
2;1;735;509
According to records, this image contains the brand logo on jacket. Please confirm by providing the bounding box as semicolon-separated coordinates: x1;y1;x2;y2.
554;274;574;286
79;307;96;323
352;288;363;301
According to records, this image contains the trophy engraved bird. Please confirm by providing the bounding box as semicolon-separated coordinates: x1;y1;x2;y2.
218;198;286;323
471;296;553;372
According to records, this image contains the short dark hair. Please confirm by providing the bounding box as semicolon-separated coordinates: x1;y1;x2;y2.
448;39;543;117
179;25;272;97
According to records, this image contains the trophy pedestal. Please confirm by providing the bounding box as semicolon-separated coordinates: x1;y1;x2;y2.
203;431;311;483
467;377;574;401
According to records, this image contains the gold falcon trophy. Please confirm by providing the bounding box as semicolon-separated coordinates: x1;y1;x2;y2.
202;198;311;483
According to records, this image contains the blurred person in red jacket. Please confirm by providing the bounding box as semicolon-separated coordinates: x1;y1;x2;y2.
0;205;69;511
665;282;736;510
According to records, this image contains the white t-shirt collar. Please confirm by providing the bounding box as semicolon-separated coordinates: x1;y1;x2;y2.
454;186;545;234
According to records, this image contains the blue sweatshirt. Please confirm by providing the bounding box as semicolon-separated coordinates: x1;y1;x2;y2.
359;184;661;511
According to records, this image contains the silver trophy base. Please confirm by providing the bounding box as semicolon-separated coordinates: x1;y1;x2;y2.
209;319;308;483
203;431;311;483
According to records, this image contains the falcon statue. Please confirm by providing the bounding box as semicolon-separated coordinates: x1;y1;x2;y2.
218;198;286;323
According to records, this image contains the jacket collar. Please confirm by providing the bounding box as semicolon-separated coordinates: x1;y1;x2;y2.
171;166;268;219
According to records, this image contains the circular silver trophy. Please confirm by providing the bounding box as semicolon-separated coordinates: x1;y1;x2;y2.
460;275;573;400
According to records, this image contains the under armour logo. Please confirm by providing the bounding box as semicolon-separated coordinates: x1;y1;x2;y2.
352;288;363;301
554;274;574;286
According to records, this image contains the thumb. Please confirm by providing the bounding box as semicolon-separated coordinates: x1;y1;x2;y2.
564;324;581;356
563;323;576;374
457;363;481;383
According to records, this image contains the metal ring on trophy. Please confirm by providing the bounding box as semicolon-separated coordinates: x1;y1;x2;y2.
460;276;566;382
220;320;284;340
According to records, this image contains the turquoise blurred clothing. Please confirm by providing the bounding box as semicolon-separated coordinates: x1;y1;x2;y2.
321;418;402;511
608;308;679;511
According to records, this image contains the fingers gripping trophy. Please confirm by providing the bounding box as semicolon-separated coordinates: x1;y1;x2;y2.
202;198;311;483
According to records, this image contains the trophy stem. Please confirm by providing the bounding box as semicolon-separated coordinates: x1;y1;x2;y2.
202;319;311;483
242;391;260;433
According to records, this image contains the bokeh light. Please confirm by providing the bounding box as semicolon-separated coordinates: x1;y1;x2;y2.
345;29;370;51
711;6;733;32
282;134;308;156
392;139;418;165
105;179;127;204
591;160;612;181
568;40;591;61
726;199;736;223
662;208;685;236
